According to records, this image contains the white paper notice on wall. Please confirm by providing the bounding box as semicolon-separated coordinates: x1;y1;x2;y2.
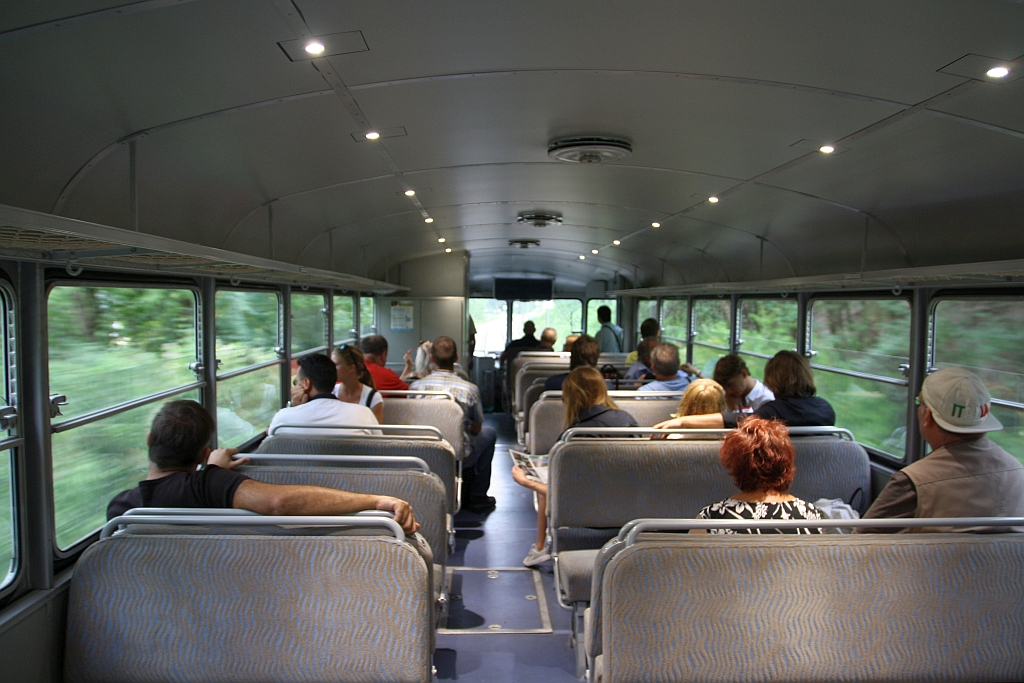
390;301;414;332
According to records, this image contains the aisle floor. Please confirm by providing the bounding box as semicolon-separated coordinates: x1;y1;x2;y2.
433;413;581;682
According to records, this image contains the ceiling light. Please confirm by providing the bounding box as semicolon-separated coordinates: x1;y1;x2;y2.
819;145;835;154
445;248;452;253
708;196;719;203
404;189;416;196
305;41;325;55
591;249;599;254
424;217;433;223
579;255;586;260
651;222;661;228
438;237;445;243
612;240;621;246
365;131;380;140
986;66;1010;79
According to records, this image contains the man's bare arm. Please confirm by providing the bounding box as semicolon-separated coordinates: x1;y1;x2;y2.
232;480;419;533
653;413;726;429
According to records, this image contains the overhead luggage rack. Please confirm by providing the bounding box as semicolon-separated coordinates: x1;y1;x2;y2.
0;203;406;293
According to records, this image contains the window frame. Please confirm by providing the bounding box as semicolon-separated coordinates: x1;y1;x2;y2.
46;279;204;556
735;295;799;364
0;278;20;599
289;289;329;358
806;292;913;464
690;296;733;358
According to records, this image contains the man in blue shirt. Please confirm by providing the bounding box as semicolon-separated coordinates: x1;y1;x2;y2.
593;305;624;353
638;343;695;394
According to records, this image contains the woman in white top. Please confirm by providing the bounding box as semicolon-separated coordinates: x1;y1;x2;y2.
331;345;384;423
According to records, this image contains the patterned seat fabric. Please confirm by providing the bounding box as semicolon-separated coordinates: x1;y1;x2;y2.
65;534;434;683
382;398;464;458
529;397;681;455
257;435;459;513
238;465;448;565
596;534;1024;683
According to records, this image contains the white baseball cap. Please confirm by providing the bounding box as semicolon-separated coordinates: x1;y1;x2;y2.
919;367;1003;434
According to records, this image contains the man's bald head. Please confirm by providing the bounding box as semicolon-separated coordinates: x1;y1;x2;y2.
540;327;557;346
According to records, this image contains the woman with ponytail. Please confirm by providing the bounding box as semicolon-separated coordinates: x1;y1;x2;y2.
696;416;822;534
331;345;384;423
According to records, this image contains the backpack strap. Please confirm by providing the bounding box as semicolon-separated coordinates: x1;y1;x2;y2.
364;387;377;407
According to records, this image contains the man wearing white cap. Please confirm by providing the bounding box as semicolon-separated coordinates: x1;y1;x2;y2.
859;367;1024;533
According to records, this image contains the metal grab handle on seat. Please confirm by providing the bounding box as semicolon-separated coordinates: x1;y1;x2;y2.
267;423;443;439
122;507;258;517
622;517;1024;546
560;426;855;442
239;453;432;473
101;512;405;541
375;390;455;399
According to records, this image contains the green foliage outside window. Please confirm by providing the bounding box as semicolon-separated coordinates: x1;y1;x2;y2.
811;299;911;459
359;297;375;337
934;299;1024;464
661;299;689;347
291;293;326;354
512;300;582;349
692;299;731;375
334;295;355;344
469;299;508;355
0;451;12;588
217;365;281;447
738;299;798;379
48;287;197;421
216;290;278;373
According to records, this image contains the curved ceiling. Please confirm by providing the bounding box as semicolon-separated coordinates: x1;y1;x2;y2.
1;1;1022;293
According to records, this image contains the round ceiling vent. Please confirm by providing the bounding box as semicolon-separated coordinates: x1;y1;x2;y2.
517;212;563;227
548;136;632;163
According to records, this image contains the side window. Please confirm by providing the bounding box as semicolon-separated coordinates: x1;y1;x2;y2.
216;290;282;447
333;295;355;345
933;299;1024;464
0;287;15;590
692;299;731;375
810;299;910;459
359;296;375;338
586;299;617;337
290;293;326;355
660;299;689;347
468;298;509;355
738;299;798;380
48;286;199;549
512;300;583;346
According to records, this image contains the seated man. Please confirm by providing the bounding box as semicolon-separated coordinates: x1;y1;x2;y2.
410;336;498;513
593;305;624;353
544;334;600;391
638;343;695;394
858;367;1024;533
107;399;418;533
500;320;540;366
360;334;409;390
269;354;380;435
626;317;661;364
655;350;835;428
537;327;557;351
623;337;659;381
713;354;774;412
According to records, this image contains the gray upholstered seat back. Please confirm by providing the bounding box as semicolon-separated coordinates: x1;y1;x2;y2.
515;362;567;413
521;381;548;436
597;534;1024;683
529;398;681;455
66;534;433;683
550;437;870;536
238;465;448;564
382;397;464;457
257;436;459;512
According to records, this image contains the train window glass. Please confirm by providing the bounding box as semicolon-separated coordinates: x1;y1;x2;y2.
48;286;197;422
586;299;617;337
933;299;1024;463
738;299;798;379
0;451;12;588
333;295;355;345
290;293;326;355
215;290;279;373
359;297;375;337
468;299;508;355
51;392;200;550
660;299;689;346
216;364;281;447
512;300;582;346
810;299;911;459
692;299;731;375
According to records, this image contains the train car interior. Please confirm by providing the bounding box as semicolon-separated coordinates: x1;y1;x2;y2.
0;2;1023;681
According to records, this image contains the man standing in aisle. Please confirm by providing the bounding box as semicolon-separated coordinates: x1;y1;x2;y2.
410;336;498;513
593;305;624;353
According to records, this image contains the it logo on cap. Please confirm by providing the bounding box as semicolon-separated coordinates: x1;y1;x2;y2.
951;403;966;418
980;404;990;418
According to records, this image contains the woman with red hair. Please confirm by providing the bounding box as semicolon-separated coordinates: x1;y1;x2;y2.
697;416;822;533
